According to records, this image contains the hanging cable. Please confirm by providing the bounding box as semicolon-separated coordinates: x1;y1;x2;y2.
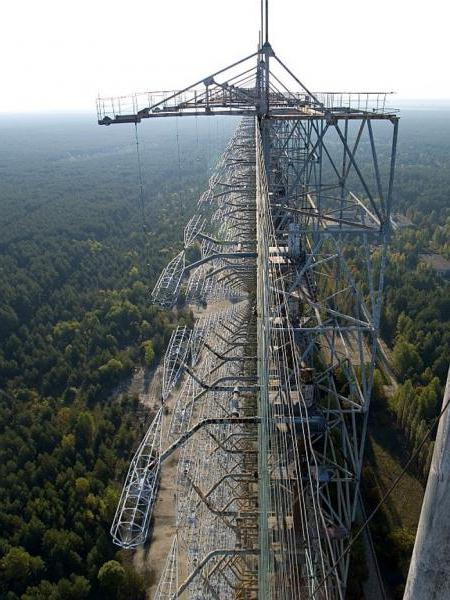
134;122;146;227
134;122;151;274
195;114;200;162
358;489;387;600
175;117;184;215
206;117;212;171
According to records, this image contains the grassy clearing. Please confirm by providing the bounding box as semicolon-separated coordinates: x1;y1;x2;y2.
367;410;424;531
363;396;425;597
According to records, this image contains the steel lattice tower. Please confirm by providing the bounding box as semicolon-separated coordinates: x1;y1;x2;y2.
98;2;399;597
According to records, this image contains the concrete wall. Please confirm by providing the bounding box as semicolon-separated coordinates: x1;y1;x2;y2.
404;366;450;599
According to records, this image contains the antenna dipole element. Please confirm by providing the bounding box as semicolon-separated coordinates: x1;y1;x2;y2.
265;0;269;43
261;0;269;45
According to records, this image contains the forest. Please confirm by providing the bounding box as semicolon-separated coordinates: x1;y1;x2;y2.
0;107;449;598
362;108;450;598
0;114;235;599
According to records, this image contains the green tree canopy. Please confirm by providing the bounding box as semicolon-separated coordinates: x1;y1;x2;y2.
97;560;125;595
1;546;44;585
392;340;423;381
142;340;155;366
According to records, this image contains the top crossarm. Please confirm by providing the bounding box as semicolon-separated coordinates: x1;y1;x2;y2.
97;51;260;124
97;48;398;125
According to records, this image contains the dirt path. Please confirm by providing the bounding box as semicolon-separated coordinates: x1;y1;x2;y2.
143;398;179;596
117;362;175;591
144;453;179;595
126;352;187;594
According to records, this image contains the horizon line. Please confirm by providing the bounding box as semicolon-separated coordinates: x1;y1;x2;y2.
1;98;450;116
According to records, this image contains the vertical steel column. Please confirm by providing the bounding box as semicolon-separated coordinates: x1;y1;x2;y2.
256;117;272;598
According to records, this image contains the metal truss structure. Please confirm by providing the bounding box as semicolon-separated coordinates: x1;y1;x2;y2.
99;2;398;598
162;326;192;401
155;535;179;600
111;406;163;548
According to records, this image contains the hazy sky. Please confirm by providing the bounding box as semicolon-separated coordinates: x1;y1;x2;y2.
1;0;448;112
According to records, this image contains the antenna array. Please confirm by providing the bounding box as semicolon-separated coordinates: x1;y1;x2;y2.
98;5;398;597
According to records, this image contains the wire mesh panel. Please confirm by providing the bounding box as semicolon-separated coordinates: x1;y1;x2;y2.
162;326;192;402
110;408;163;549
154;535;179;600
151;251;186;308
